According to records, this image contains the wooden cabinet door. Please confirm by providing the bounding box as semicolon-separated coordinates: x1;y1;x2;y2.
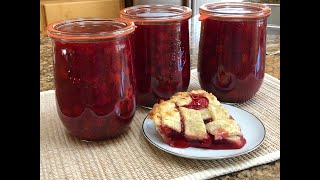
40;0;124;34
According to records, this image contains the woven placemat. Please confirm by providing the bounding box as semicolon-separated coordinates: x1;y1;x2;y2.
40;69;280;180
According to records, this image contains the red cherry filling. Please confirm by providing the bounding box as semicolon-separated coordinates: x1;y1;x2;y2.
204;118;213;124
159;125;246;149
183;94;209;110
159;126;189;148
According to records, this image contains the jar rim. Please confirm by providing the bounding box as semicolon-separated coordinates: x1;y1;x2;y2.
199;2;271;20
120;4;192;23
47;18;135;41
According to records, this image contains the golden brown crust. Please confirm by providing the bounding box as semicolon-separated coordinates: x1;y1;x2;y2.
148;89;242;139
169;91;192;106
149;100;181;132
179;107;208;139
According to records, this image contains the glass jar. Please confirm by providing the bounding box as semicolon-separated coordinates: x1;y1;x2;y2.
120;4;192;108
47;18;137;141
198;2;271;103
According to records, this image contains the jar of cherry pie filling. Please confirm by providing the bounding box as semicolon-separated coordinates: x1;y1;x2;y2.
198;2;271;103
120;4;192;108
47;18;137;141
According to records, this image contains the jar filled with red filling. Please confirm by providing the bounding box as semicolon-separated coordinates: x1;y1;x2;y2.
120;4;192;108
198;2;271;103
47;18;137;141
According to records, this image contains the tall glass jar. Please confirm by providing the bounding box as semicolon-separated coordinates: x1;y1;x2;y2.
120;4;192;108
47;18;137;141
198;2;271;103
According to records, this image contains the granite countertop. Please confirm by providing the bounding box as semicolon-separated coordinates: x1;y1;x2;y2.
40;16;280;179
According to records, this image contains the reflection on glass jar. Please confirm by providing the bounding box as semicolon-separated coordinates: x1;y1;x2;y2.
121;4;192;108
47;18;136;141
198;2;271;103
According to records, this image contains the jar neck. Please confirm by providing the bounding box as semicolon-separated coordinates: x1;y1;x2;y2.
198;14;269;21
120;4;192;23
199;2;271;21
47;18;135;41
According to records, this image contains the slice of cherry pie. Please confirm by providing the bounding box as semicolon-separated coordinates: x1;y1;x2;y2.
149;90;246;149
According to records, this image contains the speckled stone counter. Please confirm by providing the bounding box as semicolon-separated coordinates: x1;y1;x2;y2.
40;16;280;179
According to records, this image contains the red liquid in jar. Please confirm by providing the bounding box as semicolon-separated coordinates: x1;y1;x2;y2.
198;18;267;102
134;20;190;107
51;23;136;141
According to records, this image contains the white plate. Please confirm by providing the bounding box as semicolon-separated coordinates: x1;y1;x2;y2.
142;104;266;160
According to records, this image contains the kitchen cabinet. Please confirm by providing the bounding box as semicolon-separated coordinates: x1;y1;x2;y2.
40;0;124;35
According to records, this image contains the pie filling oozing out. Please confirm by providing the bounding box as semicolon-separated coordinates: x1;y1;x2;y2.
149;90;246;149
